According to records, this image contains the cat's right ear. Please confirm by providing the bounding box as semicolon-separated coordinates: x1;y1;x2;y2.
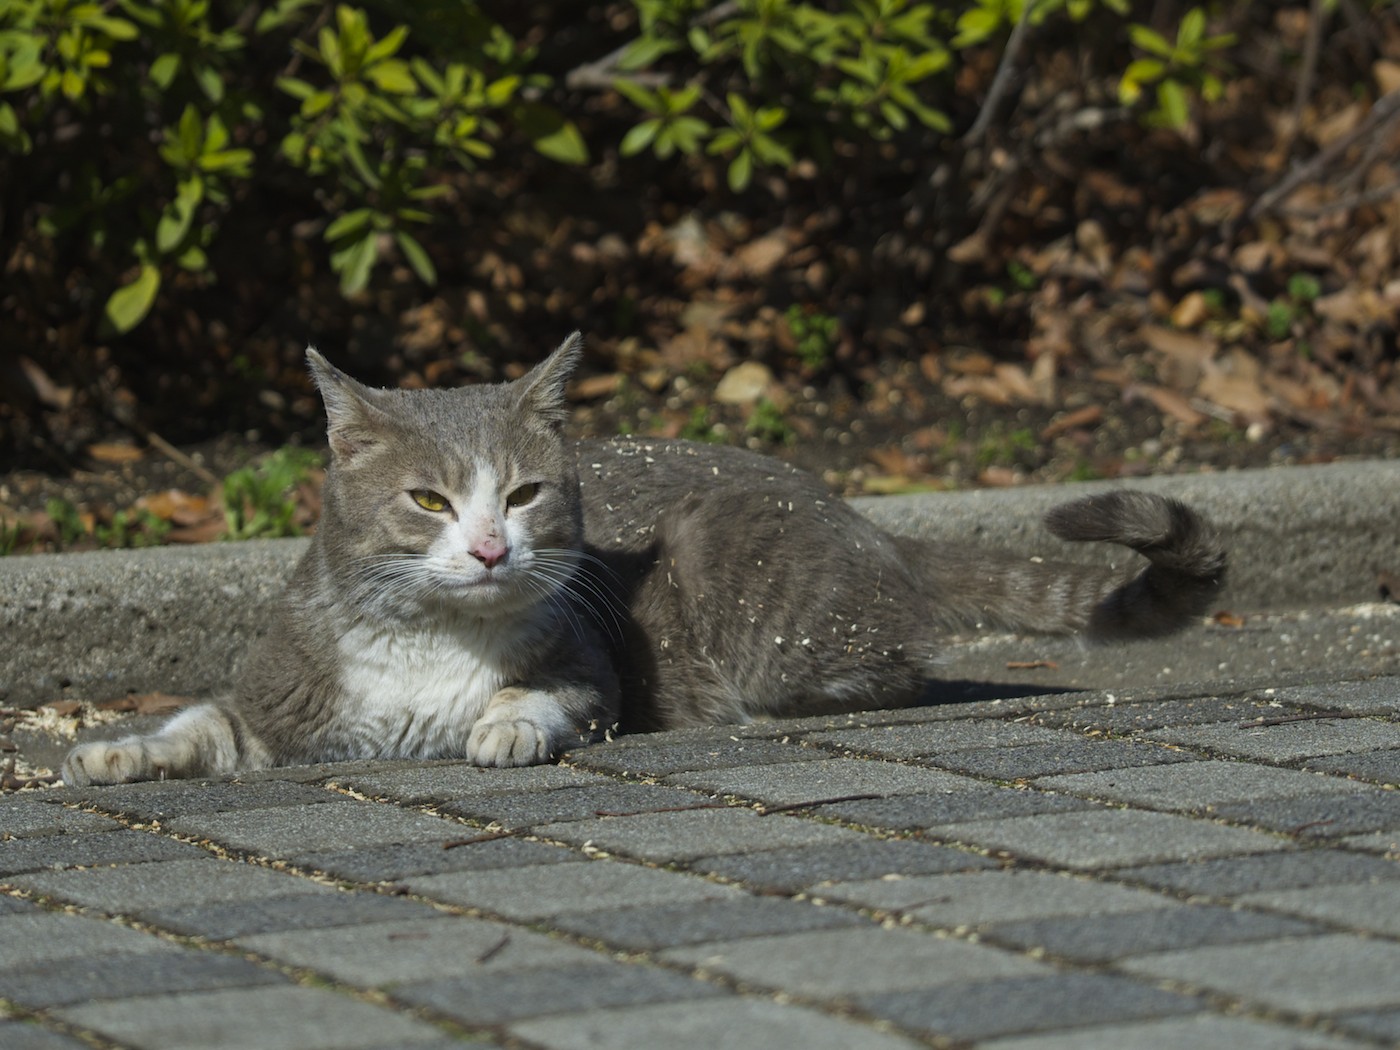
306;347;390;461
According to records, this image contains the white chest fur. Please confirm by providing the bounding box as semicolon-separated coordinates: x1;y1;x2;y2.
334;618;517;758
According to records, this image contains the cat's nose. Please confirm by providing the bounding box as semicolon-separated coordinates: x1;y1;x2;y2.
470;542;508;569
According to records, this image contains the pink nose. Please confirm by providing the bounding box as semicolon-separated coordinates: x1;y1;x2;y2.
470;542;507;569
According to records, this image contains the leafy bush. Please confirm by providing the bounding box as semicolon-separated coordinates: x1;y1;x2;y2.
0;0;1246;344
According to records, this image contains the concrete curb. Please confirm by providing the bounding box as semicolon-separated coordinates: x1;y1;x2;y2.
3;460;1398;707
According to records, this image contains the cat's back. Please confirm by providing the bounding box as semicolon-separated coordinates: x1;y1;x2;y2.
575;437;862;551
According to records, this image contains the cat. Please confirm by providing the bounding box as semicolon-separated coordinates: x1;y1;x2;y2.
61;333;1226;785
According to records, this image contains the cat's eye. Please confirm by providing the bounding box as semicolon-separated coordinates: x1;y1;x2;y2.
410;489;450;513
506;482;540;509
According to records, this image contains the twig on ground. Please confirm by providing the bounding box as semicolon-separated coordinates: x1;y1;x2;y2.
1281;0;1328;155
1237;710;1360;728
1250;87;1400;219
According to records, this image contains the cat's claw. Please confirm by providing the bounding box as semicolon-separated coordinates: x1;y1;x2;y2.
467;718;554;767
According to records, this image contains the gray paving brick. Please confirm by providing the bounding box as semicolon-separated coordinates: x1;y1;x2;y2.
857;972;1200;1040
566;737;828;777
549;895;868;951
237;915;595;985
0;911;180;967
1342;829;1400;852
815;869;1177;925
983;904;1322;963
439;782;717;830
289;835;579;882
509;997;926;1050
1274;678;1400;716
1146;717;1400;761
1034;760;1357;810
812;784;1099;830
0;949;286;1008
659;926;1047;996
0;896;36;916
534;806;866;862
0;798;122;837
807;719;1075;758
140;890;443;939
924;808;1290;869
1212;789;1400;838
406;859;741;921
0;1022;92;1050
55;984;447;1050
9;857;335;912
53;779;336;820
1030;694;1286;733
978;1013;1362;1049
688;838;997;892
1119;933;1400;1013
1115;849;1400;897
1303;749;1400;784
1239;881;1400;936
922;739;1198;779
1332;1007;1400;1044
0;827;205;875
663;757;979;806
330;762;608;802
163;800;470;855
393;960;724;1025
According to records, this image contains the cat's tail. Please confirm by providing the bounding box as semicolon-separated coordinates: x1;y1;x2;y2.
897;490;1226;641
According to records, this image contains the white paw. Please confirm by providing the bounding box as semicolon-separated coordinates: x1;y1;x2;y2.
467;718;554;767
62;740;159;787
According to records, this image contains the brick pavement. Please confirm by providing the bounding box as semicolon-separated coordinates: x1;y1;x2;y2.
0;676;1397;1049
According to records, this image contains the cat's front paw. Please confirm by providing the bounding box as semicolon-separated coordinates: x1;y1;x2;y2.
467;687;571;767
467;718;554;767
62;739;159;786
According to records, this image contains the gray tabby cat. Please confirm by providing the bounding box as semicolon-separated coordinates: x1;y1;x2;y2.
62;334;1225;785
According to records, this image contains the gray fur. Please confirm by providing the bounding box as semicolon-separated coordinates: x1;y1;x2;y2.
61;334;1226;785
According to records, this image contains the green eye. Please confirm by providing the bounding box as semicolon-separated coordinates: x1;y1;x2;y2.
411;489;449;513
506;482;539;509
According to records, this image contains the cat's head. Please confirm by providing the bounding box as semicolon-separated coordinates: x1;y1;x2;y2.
306;334;585;621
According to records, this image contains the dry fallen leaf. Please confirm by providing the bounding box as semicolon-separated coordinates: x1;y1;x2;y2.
40;700;82;717
1007;660;1059;670
87;443;145;465
1041;405;1103;441
96;692;194;715
1213;611;1246;628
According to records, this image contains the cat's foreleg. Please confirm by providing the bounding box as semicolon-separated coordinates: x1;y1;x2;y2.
61;703;270;786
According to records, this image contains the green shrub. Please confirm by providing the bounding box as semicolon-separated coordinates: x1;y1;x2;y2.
0;0;1247;342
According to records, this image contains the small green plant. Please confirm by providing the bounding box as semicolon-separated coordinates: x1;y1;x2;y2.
680;404;722;443
974;425;1036;469
222;447;322;540
0;518;30;555
746;397;795;444
94;508;171;549
785;304;839;370
1006;259;1037;291
45;497;88;548
1118;6;1236;129
1265;272;1323;339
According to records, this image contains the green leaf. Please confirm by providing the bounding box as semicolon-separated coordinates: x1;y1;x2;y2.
150;52;180;88
196;64;225;103
1129;25;1175;58
367;58;414;93
333;232;377;296
618;35;678;71
613;78;660;112
517;103;588;165
727;149;752;192
394;230;437;285
1177;7;1206;48
277;76;316;100
364;24;408;65
104;265;161;334
156;177;203;253
1156;78;1189;129
620;119;660;156
325;207;374;243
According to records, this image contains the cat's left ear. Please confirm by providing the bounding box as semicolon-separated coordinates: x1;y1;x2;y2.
516;332;582;427
306;347;392;460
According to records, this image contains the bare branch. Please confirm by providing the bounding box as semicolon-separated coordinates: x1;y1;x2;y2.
963;0;1037;145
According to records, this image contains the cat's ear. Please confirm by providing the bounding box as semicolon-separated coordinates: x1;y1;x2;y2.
306;346;391;460
516;332;582;427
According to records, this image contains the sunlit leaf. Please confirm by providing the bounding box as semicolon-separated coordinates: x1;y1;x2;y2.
104;265;161;333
